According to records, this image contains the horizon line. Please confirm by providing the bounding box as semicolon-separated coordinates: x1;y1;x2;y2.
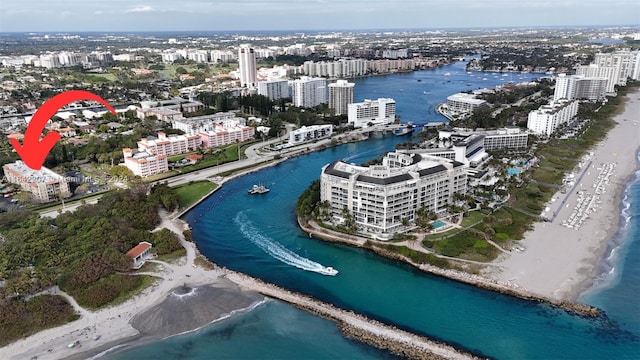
1;24;639;34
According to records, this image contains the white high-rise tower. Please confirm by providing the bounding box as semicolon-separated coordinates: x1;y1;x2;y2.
238;45;257;87
328;80;355;116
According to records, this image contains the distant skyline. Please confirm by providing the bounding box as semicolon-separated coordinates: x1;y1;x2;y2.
1;0;639;33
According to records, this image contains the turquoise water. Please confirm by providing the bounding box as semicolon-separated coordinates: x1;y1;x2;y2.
110;63;639;359
432;220;446;228
507;168;521;175
108;301;396;360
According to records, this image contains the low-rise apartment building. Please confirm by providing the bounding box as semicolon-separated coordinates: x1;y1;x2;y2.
287;125;333;147
123;148;169;177
2;161;70;202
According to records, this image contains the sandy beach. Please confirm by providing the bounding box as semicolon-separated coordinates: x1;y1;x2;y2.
0;214;237;360
486;88;640;301
1;210;474;360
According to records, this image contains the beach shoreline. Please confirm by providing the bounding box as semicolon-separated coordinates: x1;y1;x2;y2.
298;218;599;317
2;88;636;360
293;88;640;312
487;88;640;302
0;212;475;360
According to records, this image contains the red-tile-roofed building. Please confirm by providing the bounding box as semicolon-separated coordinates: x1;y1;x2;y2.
185;154;203;164
126;241;153;269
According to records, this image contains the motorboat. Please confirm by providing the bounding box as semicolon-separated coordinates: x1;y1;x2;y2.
248;184;270;194
320;266;339;276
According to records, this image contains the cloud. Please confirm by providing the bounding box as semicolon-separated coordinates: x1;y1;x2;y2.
125;5;155;13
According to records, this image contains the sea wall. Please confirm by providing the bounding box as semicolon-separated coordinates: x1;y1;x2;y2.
222;269;480;360
298;218;600;318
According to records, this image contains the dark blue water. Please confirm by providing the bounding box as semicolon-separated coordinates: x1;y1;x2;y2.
109;63;639;359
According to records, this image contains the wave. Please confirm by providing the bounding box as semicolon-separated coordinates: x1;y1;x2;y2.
586;166;640;293
89;299;271;359
234;211;337;275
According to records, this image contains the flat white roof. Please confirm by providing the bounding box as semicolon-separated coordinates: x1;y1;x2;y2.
3;161;63;183
447;93;487;105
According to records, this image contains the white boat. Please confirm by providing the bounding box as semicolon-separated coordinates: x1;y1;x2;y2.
444;72;451;76
248;184;270;194
394;123;416;136
320;266;339;276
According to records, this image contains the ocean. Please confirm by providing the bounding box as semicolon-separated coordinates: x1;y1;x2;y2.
107;62;639;359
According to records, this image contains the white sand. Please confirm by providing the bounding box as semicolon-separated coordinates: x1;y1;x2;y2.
0;214;224;360
2;209;472;360
487;89;640;301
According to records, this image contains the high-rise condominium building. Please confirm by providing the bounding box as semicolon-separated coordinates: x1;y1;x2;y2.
594;52;632;87
257;79;289;101
576;64;617;94
238;46;257;87
292;77;327;108
527;99;579;136
553;74;608;101
328;80;355;116
320;152;467;238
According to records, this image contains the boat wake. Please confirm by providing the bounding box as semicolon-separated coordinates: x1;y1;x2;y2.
234;212;338;276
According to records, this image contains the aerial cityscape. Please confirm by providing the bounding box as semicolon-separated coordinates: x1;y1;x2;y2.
0;0;639;359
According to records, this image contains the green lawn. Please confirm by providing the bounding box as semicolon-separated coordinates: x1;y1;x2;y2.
461;211;486;227
423;228;461;241
173;180;217;208
173;143;249;174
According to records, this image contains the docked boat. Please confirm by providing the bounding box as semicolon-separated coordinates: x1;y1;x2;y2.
248;184;270;194
394;122;416;136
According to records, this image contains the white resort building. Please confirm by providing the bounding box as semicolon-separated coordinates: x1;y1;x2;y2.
347;98;396;128
439;127;529;151
320;152;467;239
527;99;579;136
287;125;333;147
445;93;487;114
2;161;71;203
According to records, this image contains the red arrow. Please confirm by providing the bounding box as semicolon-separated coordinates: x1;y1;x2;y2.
10;90;116;170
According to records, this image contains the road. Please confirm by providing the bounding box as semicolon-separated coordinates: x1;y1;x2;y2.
40;197;101;218
39;123;384;218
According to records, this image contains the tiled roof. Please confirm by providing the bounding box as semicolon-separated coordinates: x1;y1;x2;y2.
126;242;152;258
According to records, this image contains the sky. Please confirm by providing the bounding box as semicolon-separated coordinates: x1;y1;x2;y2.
0;0;639;32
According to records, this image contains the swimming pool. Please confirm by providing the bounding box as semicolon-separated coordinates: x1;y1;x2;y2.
507;168;520;175
432;220;446;228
